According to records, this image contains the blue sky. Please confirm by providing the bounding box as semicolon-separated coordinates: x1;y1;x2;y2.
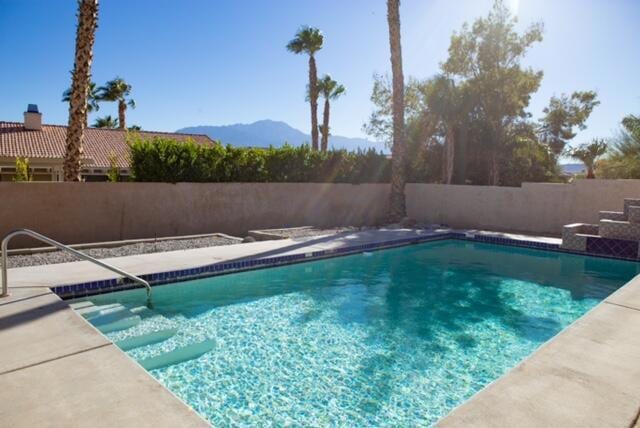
1;0;639;148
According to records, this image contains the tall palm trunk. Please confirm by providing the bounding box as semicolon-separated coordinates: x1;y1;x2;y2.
442;127;455;184
321;98;330;151
63;0;98;182
309;56;319;151
118;100;126;130
453;124;468;184
387;0;407;221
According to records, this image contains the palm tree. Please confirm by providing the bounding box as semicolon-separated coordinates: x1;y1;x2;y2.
97;77;135;130
317;75;346;152
424;75;473;184
63;0;99;182
569;139;607;179
63;81;100;126
287;26;323;151
386;0;406;221
93;115;119;129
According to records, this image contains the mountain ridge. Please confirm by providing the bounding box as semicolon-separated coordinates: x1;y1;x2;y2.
177;119;387;152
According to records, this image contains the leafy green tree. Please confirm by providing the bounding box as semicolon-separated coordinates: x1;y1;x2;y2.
568;139;607;179
362;73;427;145
422;75;475;184
62;81;100;126
93;115;119;129
63;0;98;181
598;115;640;178
386;0;407;221
316;75;346;152
97;77;135;130
441;0;544;185
287;27;323;151
539;91;600;157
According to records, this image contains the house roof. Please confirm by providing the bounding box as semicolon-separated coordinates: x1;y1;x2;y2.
0;121;215;168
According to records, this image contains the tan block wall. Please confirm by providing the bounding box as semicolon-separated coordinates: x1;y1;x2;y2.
406;179;640;235
2;179;640;248
0;182;389;248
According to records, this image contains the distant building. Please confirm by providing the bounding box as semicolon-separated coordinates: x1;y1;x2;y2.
0;105;214;181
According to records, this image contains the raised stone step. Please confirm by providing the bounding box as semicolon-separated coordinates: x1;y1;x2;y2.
599;219;640;241
629;206;640;224
561;223;599;251
623;198;640;216
138;338;216;371
116;328;178;351
599;211;627;221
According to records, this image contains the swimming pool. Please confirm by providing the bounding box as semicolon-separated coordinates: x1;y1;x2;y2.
72;239;640;426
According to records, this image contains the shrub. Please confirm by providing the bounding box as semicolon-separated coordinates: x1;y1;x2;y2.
14;157;32;182
107;152;121;182
129;135;391;183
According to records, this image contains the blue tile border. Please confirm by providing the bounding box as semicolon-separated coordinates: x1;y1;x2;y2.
52;231;640;300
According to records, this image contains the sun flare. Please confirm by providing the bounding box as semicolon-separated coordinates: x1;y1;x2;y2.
509;0;521;14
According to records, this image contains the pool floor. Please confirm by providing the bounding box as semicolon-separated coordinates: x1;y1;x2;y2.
75;240;640;426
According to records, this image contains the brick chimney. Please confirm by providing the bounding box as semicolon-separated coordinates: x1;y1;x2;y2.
24;104;42;131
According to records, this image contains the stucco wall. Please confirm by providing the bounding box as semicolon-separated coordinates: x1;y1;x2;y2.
0;182;389;248
406;180;640;235
2;180;640;248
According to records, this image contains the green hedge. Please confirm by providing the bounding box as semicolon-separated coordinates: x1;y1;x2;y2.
129;136;391;183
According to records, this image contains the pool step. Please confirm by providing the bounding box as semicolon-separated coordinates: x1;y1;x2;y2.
599;219;640;241
138;338;216;371
86;305;137;326
598;211;626;222
623;198;640;217
76;303;124;319
115;328;178;351
94;315;141;334
68;301;95;311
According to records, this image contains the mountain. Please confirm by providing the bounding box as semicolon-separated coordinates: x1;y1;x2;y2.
177;120;387;152
561;163;586;175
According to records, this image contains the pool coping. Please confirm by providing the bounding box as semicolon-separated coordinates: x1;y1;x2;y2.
48;228;635;301
2;228;640;426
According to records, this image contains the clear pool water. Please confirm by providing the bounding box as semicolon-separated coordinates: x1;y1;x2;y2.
78;240;640;426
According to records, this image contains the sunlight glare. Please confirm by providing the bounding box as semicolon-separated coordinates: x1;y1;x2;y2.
508;0;521;15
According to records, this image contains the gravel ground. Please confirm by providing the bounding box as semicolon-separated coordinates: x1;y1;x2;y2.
7;236;239;268
6;227;374;268
283;226;359;239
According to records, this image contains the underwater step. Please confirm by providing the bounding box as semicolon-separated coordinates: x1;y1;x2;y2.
116;328;179;351
68;301;95;311
129;305;154;317
78;303;126;319
87;306;137;327
138;338;216;371
95;315;141;334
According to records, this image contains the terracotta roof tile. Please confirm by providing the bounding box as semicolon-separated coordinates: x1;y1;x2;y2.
0;121;215;168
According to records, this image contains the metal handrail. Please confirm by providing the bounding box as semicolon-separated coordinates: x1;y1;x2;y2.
1;229;151;306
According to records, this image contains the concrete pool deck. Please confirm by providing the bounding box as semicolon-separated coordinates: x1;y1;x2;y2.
0;228;639;427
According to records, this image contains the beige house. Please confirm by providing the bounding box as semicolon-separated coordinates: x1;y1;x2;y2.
0;105;215;181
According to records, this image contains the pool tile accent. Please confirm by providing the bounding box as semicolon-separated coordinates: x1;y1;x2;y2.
51;229;639;300
586;236;639;259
